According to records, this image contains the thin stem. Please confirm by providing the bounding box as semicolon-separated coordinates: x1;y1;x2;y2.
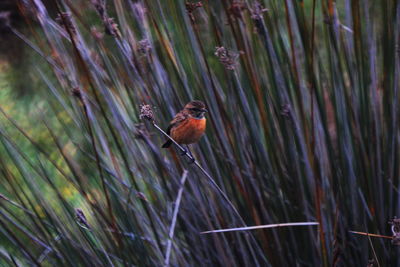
200;222;319;234
367;233;381;267
348;231;392;239
164;170;188;267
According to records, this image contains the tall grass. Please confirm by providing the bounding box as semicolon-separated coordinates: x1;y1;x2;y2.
1;0;399;266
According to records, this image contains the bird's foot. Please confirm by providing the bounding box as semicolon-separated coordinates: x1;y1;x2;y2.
180;148;187;156
180;146;196;163
187;157;196;164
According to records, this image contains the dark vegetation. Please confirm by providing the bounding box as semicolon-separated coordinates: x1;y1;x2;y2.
1;0;400;266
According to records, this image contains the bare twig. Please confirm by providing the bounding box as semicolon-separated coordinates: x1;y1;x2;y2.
367;233;381;267
164;170;188;267
200;222;319;234
348;231;392;239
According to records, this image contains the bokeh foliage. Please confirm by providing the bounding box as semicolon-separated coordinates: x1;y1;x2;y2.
1;0;400;266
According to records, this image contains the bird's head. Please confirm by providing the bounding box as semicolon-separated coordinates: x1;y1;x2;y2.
184;100;208;119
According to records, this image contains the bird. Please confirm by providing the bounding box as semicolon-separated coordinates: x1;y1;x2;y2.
162;100;207;149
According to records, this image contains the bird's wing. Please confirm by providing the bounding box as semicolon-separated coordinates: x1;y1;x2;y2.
166;111;187;134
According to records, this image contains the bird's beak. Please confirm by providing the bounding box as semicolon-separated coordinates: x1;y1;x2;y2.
202;108;208;113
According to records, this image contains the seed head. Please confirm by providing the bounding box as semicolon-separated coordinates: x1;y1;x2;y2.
250;1;268;21
390;217;400;245
56;12;76;35
91;0;106;18
228;1;247;20
138;39;152;55
214;46;240;71
104;17;120;37
186;1;203;21
139;104;155;122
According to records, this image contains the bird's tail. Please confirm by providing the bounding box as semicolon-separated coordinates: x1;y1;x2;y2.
162;139;172;148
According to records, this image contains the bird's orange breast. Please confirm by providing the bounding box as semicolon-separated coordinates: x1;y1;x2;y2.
171;117;206;144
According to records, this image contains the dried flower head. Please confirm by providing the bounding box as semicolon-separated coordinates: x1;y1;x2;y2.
75;208;91;229
91;0;106;18
138;39;152;55
389;217;400;245
250;1;268;21
131;2;147;23
228;1;247;20
104;17;120;37
214;46;240;70
186;1;203;21
56;12;76;34
139;104;155;122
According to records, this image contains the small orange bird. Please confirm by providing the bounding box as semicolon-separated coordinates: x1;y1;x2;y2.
162;100;207;148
